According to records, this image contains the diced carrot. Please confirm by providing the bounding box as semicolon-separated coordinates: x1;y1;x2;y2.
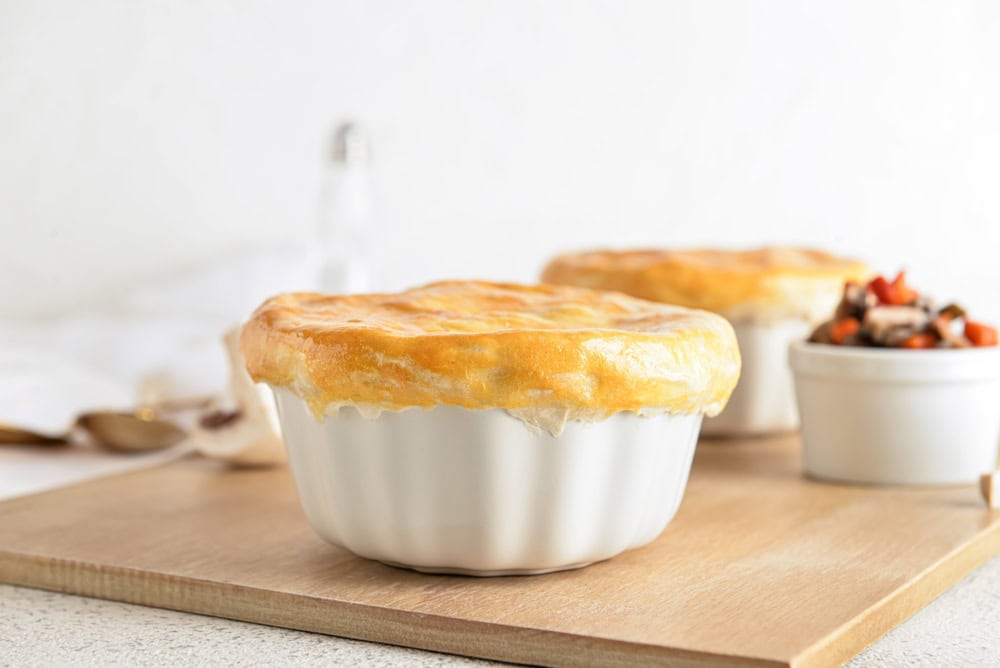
901;333;938;349
830;317;860;344
890;271;918;304
965;320;999;347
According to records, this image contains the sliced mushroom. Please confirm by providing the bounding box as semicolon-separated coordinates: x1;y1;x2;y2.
835;282;875;321
931;315;971;349
862;306;930;346
938;303;967;320
190;326;286;467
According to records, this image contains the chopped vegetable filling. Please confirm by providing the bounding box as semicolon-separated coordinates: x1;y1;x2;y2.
810;271;998;349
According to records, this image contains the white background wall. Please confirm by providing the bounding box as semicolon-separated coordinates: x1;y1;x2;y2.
2;1;999;320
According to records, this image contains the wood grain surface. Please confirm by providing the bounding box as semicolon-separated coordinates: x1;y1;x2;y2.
1;435;997;667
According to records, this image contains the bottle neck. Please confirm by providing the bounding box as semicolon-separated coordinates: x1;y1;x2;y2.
317;163;378;294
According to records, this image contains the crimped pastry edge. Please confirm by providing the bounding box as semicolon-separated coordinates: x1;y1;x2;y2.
241;281;741;425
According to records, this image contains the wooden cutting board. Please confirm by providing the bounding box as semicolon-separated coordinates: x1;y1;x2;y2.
1;435;997;667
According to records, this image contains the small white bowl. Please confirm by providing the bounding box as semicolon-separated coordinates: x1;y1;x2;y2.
789;341;1000;485
272;388;702;575
701;319;806;436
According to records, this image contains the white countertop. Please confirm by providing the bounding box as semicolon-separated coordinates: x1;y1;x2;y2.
3;554;999;667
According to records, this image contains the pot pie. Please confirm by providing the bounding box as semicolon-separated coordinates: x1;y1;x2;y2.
542;248;868;436
242;280;740;574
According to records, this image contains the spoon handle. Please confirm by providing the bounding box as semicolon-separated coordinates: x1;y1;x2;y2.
0;426;70;446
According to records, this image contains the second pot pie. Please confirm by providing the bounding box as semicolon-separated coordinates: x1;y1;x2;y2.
242;280;740;574
542;248;868;435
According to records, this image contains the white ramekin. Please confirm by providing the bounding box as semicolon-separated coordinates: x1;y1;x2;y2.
790;341;1000;485
272;388;702;575
701;319;807;436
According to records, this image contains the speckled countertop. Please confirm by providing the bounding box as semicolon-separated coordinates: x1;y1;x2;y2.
3;555;999;667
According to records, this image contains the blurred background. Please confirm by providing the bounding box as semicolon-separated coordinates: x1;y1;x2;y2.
2;0;998;320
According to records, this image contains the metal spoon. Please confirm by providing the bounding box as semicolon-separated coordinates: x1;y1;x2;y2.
75;411;187;452
0;423;69;446
0;411;187;453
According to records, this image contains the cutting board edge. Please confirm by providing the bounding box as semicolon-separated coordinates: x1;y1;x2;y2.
791;517;1000;668
0;551;789;668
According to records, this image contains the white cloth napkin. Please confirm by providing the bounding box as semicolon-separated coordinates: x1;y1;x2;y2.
0;244;317;500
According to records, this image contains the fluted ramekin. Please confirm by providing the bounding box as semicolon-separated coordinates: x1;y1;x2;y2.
272;388;702;575
701;319;807;436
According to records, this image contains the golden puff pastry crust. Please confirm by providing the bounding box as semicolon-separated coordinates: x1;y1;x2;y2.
241;281;740;420
542;248;869;324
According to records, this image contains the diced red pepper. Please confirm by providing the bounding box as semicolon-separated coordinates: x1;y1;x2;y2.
868;275;895;305
901;333;938;349
965;320;999;347
868;271;918;306
830;317;860;345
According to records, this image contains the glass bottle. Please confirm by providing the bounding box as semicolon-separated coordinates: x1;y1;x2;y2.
317;122;378;294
